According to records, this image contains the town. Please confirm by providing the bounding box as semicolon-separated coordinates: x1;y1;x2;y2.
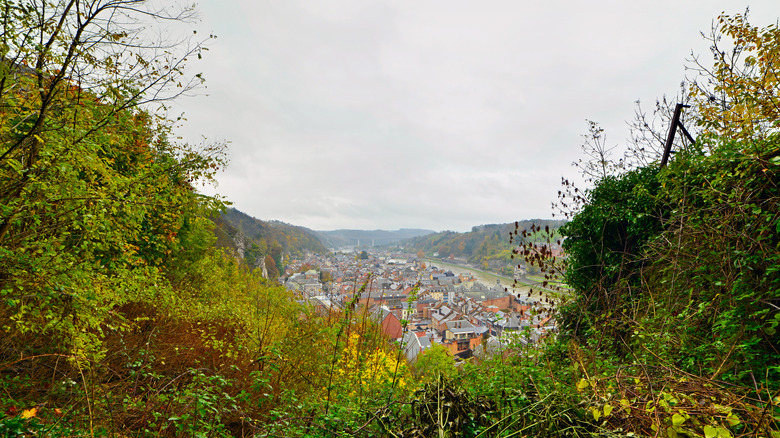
283;249;558;364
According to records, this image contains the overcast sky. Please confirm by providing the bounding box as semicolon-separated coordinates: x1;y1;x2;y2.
170;1;780;232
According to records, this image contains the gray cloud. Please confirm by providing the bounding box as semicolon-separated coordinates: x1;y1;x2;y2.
173;0;780;231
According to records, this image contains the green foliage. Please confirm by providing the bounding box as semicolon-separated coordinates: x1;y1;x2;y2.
0;92;224;357
559;109;780;393
413;343;457;383
638;135;780;385
558;166;662;348
0;0;224;360
163;371;241;437
4;4;778;438
691;14;780;141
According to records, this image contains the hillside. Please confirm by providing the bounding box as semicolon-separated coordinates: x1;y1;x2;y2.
219;208;328;260
404;220;566;275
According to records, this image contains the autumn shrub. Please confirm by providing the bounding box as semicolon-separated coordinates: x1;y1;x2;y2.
553;139;780;436
413;343;457;383
635;135;780;388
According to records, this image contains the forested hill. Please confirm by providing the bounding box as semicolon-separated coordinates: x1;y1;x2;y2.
218;208;328;259
404;220;566;274
316;228;435;248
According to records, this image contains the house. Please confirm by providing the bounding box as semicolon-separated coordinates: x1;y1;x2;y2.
285;273;323;297
310;295;340;318
488;312;522;336
442;320;482;357
403;330;432;363
358;291;407;309
430;305;458;332
373;305;404;340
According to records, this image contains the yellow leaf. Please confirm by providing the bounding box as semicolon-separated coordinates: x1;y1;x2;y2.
21;407;37;419
576;378;589;391
603;404;613;417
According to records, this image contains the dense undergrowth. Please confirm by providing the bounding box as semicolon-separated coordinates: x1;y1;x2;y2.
2;3;780;437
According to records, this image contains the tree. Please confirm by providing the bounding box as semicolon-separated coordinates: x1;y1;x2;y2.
264;254;280;279
573;120;625;185
689;12;780;141
0;0;224;358
414;343;456;382
0;0;212;173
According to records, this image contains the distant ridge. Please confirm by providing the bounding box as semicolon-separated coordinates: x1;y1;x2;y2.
316;228;435;248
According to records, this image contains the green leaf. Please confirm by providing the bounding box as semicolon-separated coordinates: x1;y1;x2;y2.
715;426;733;438
7;158;23;174
703;425;717;438
671;413;686;426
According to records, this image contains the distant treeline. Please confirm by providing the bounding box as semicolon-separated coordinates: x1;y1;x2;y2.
405;220;566;274
316;228;435;248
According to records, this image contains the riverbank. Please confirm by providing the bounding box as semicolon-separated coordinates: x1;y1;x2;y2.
423;258;564;300
423;258;534;294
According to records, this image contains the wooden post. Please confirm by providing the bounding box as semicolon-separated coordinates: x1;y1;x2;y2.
660;104;694;168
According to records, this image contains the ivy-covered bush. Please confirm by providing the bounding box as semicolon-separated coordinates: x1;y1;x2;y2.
558;166;663;350
637;135;780;386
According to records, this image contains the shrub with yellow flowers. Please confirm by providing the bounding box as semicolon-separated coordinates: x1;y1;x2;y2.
328;333;413;409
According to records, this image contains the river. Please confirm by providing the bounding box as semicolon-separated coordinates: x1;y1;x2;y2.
423;258;535;297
